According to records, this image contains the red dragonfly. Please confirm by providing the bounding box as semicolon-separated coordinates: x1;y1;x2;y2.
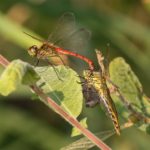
25;12;94;73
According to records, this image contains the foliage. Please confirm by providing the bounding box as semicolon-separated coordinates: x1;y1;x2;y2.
0;60;39;96
0;1;150;149
0;54;149;149
109;57;150;133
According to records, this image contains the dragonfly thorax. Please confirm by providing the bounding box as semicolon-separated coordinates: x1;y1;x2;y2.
40;43;56;55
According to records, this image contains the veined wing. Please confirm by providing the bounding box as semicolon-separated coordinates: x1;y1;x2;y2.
59;28;91;55
89;71;120;135
99;88;120;135
48;12;76;45
48;12;91;55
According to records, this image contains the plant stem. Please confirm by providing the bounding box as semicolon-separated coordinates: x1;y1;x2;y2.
0;54;111;150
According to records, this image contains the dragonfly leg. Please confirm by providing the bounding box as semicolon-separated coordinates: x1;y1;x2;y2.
76;75;85;79
46;59;63;81
57;54;66;66
76;80;85;85
34;59;40;67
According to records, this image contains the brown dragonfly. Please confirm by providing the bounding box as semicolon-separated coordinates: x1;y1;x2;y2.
81;50;120;135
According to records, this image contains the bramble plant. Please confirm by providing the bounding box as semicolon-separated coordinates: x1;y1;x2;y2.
0;55;111;150
0;51;150;149
0;12;150;150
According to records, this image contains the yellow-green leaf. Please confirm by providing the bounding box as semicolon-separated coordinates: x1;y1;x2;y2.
35;66;83;118
71;118;87;137
0;59;39;96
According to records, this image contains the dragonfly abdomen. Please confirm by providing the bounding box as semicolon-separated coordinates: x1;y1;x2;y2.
55;47;94;71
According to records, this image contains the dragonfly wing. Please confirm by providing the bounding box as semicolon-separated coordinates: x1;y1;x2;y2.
48;12;91;54
48;12;76;44
58;28;91;55
100;93;120;135
47;12;92;69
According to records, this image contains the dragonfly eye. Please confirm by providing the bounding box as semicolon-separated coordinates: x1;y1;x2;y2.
28;45;38;57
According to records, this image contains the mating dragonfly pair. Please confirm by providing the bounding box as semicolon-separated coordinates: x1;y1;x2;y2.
26;12;120;135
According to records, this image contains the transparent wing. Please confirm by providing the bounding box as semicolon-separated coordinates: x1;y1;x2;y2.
48;12;76;44
48;12;91;54
58;28;91;55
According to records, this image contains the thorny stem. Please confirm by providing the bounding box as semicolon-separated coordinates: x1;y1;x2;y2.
0;54;111;150
0;55;9;67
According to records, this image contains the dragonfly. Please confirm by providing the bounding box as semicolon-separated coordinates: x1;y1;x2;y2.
81;50;120;135
25;12;94;74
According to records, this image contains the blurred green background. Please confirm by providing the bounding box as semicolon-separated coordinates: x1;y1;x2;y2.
0;0;150;149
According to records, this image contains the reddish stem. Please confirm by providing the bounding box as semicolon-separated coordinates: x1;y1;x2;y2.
0;54;111;150
0;55;9;67
31;85;111;150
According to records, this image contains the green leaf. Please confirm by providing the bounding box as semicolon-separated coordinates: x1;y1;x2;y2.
35;66;83;118
71;118;87;137
142;95;150;117
138;124;150;135
22;65;40;85
109;57;142;114
0;59;39;96
109;57;150;132
0;60;83;118
109;57;142;107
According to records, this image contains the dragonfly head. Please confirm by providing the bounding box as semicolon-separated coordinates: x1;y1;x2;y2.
28;45;38;57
